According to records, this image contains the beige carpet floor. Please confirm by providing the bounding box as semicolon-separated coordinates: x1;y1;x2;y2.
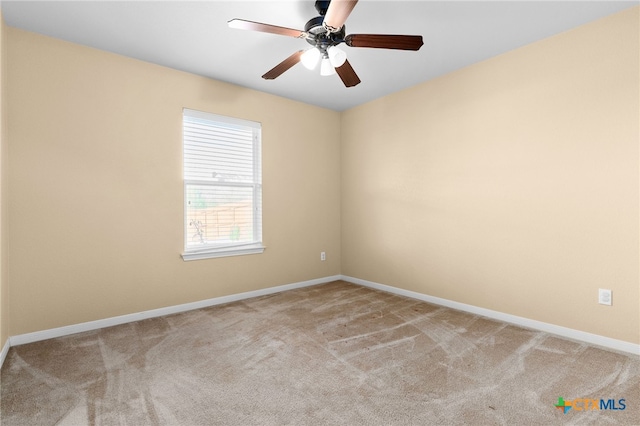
1;280;639;425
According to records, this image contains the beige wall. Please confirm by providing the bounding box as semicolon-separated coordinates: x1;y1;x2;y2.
341;7;639;343
6;28;341;336
0;8;7;349
3;7;638;345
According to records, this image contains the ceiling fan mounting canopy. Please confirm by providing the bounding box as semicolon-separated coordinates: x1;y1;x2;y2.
227;0;424;88
315;1;331;16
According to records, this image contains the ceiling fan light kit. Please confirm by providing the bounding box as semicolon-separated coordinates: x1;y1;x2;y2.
300;45;346;76
228;0;423;87
327;46;347;67
320;56;336;76
301;48;321;70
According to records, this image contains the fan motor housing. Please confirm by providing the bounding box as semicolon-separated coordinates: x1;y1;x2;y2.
304;16;345;51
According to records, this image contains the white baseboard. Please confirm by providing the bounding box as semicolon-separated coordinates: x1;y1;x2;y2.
0;338;9;368
5;274;638;360
9;275;341;348
341;275;640;356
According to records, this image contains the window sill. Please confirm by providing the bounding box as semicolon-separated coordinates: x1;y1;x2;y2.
181;244;265;261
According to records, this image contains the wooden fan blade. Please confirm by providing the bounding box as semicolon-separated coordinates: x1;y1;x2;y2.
323;0;358;32
262;51;304;80
228;19;307;38
335;60;361;87
345;34;424;51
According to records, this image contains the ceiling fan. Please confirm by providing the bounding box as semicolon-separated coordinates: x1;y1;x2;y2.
228;0;424;87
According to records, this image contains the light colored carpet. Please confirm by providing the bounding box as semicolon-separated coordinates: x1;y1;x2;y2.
1;280;639;425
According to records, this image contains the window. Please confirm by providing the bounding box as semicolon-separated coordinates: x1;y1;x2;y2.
182;109;263;261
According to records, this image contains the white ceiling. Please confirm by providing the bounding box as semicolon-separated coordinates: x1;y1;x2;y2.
2;1;637;111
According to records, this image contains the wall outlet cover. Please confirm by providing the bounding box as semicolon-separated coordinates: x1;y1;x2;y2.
598;288;612;306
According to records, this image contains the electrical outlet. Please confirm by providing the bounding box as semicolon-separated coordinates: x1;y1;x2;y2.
598;289;612;306
320;252;326;261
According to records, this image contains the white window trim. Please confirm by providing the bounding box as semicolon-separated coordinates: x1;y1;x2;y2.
182;109;264;261
181;243;265;261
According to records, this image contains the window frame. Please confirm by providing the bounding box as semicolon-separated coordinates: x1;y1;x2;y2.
181;108;264;261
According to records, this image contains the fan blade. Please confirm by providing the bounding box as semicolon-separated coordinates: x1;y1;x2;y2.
228;19;307;39
323;0;358;32
335;60;361;87
262;51;304;80
345;34;424;51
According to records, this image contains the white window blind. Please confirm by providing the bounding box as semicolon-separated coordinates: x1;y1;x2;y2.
182;109;263;261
